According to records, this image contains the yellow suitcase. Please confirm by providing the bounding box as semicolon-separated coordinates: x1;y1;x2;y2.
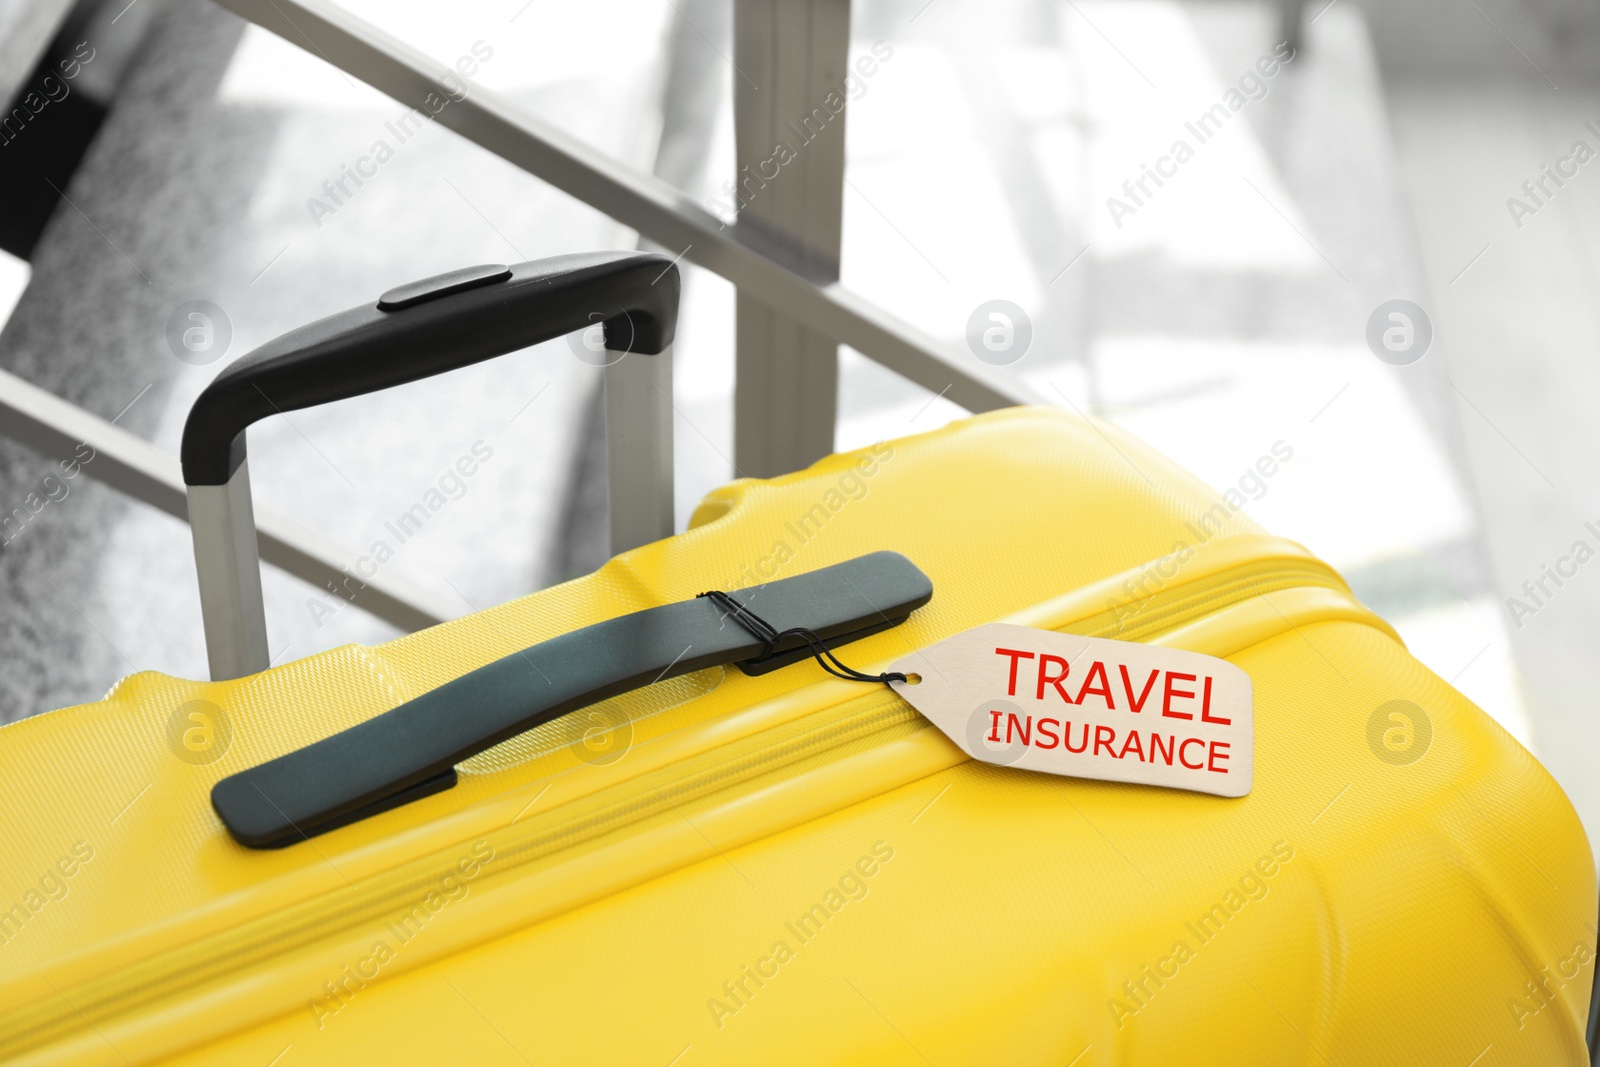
0;255;1592;1066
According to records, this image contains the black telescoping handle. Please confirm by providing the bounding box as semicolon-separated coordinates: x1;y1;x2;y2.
211;552;934;849
180;252;679;487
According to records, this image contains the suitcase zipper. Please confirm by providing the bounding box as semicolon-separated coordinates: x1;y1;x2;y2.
0;543;1377;1061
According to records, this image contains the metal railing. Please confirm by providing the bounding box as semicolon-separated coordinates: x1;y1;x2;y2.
0;366;458;631
0;0;1037;646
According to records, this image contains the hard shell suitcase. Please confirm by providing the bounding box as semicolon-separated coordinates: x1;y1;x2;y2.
0;254;1593;1066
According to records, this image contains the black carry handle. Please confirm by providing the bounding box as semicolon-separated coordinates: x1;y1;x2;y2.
180;252;679;486
212;552;933;849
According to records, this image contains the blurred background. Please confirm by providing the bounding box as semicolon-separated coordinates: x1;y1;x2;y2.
1;0;1596;838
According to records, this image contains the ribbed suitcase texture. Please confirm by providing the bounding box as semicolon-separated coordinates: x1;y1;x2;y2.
0;407;1591;1065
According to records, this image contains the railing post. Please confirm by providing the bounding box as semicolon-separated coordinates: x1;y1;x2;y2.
1277;0;1306;54
732;0;851;478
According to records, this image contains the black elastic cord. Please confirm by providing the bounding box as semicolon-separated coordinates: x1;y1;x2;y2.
699;590;907;685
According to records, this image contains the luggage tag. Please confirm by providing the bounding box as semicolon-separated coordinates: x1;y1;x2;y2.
888;623;1252;797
